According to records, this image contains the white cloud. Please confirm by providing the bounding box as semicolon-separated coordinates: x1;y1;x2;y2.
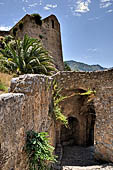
23;6;27;12
22;0;28;2
0;26;12;31
100;2;112;8
75;0;91;13
101;0;111;2
44;4;57;10
106;9;113;12
28;3;38;8
100;0;113;8
39;0;42;5
71;0;91;16
88;48;97;52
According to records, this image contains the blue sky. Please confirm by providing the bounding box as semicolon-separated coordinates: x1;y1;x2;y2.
0;0;113;68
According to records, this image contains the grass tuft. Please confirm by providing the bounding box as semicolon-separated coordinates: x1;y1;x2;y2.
0;72;13;94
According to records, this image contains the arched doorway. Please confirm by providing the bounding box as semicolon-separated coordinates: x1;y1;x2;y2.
60;117;79;146
59;88;96;147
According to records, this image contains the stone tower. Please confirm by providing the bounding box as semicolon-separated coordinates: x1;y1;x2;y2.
9;14;64;71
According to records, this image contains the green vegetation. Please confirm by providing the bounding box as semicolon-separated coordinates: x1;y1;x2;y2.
65;88;96;103
31;13;42;26
0;35;14;49
0;81;8;93
19;22;24;30
0;34;57;75
51;81;68;127
4;35;14;44
25;130;57;170
0;72;13;94
79;88;96;96
64;62;71;71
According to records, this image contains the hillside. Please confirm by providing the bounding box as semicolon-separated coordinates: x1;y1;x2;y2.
65;60;106;72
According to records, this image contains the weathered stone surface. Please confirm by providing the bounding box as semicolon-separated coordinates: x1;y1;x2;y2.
9;14;64;71
53;70;113;163
0;75;55;170
0;70;113;169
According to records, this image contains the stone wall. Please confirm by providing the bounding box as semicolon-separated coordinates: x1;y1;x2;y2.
9;14;64;71
53;70;113;163
0;70;113;169
0;74;55;170
0;31;9;37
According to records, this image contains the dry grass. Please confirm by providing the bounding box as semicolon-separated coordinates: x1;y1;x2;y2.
0;72;13;94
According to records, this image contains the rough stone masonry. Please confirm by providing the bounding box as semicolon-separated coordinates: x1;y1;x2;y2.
0;14;64;71
0;69;113;169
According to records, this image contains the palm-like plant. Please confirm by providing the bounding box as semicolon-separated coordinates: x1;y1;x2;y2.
0;35;57;75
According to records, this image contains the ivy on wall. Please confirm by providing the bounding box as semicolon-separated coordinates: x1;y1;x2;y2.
49;80;68;127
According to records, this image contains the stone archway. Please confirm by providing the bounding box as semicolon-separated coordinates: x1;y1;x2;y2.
58;88;96;147
60;117;79;146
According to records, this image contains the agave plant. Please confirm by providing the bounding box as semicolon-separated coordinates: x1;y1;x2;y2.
0;34;57;75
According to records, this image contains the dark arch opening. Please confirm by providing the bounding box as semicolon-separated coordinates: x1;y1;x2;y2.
59;88;96;147
51;20;54;29
86;114;96;146
60;117;79;146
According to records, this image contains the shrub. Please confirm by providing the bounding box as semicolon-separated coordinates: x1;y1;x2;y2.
31;13;42;26
0;34;57;75
25;130;57;170
64;62;71;71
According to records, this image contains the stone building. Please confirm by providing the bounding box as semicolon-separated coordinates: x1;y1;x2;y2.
0;70;113;169
0;14;64;71
0;14;113;169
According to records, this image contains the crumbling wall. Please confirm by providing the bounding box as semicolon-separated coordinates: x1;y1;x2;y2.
0;74;55;170
9;14;64;71
0;31;9;37
0;70;113;170
53;70;113;163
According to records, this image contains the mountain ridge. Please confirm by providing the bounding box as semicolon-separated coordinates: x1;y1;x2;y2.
65;60;107;72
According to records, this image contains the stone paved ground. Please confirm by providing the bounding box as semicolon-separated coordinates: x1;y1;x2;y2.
54;146;113;170
62;165;113;170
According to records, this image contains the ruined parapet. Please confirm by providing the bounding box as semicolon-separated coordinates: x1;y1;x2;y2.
0;70;113;170
0;31;9;37
0;74;56;170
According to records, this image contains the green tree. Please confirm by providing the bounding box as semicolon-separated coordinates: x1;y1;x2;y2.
0;35;57;75
64;62;71;71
